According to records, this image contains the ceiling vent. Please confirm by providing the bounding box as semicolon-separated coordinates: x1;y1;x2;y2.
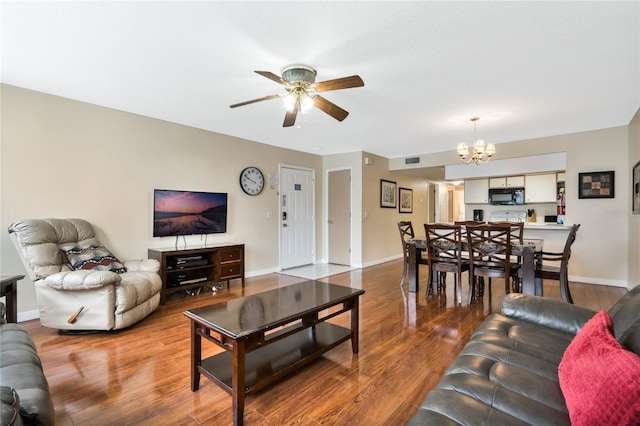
405;157;420;165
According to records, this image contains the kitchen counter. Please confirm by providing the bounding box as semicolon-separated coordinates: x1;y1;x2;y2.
523;223;572;231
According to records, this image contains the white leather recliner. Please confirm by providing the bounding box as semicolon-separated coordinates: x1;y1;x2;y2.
8;218;162;331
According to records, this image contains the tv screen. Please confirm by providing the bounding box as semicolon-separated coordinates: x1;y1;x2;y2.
153;189;228;237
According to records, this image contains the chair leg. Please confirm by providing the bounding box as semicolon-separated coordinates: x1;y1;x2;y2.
455;271;462;304
440;272;447;291
400;258;408;285
511;276;521;293
560;272;574;304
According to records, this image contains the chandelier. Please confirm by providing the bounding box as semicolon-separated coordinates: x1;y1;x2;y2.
457;117;496;165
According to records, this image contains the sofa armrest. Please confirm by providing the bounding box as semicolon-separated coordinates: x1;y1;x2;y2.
43;270;121;290
501;293;596;335
124;259;160;273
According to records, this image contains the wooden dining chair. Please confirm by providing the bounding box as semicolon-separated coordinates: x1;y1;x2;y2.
489;221;524;291
397;221;427;285
454;221;485;226
516;224;581;303
424;223;470;303
465;223;513;304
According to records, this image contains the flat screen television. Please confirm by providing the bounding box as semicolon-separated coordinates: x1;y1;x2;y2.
153;189;228;237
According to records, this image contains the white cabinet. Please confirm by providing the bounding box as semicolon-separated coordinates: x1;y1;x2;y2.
525;173;557;203
464;179;489;204
557;172;566;182
490;176;525;188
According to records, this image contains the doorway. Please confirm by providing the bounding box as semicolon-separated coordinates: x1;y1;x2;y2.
328;169;351;265
280;165;315;269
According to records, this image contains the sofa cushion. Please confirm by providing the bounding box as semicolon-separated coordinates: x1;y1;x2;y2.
0;323;54;426
61;244;125;273
0;387;23;426
558;310;640;426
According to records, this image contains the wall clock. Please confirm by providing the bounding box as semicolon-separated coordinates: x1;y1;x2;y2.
239;166;265;196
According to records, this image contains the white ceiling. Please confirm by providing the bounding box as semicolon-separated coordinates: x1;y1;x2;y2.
2;1;639;161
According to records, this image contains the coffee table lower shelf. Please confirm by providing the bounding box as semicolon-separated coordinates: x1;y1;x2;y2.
199;321;351;394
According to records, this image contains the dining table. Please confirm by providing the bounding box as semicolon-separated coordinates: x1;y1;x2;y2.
407;237;543;296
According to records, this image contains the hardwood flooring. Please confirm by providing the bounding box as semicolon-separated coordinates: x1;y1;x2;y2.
21;259;627;425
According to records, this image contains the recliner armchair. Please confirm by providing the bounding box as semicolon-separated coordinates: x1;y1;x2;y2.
8;218;162;331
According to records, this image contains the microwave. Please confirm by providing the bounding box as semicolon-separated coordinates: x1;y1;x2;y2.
488;187;525;205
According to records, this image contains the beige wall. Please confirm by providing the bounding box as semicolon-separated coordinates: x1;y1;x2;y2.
1;84;323;315
361;152;428;266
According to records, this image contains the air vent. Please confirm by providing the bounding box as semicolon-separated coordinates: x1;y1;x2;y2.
405;157;420;164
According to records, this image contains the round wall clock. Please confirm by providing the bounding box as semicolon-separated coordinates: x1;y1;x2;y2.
239;166;265;196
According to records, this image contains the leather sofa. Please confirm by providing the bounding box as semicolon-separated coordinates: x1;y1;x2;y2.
8;219;162;331
0;302;54;425
407;285;640;425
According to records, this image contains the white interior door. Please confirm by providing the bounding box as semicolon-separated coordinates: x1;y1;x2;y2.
328;169;351;265
280;166;315;269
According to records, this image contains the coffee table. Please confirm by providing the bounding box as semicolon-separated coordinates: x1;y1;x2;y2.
184;280;365;425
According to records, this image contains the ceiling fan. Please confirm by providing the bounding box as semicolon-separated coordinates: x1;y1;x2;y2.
230;65;364;127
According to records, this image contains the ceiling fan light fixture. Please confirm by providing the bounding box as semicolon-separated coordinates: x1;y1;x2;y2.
283;92;297;112
300;93;314;113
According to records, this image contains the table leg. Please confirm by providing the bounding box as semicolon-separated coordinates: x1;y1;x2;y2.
535;254;543;297
5;281;17;323
408;244;419;293
351;296;360;354
520;246;536;295
0;277;20;323
232;339;247;426
190;320;201;391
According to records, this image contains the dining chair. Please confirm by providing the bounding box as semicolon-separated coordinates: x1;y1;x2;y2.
516;223;581;303
489;221;524;291
424;223;470;303
397;221;427;285
465;223;513;304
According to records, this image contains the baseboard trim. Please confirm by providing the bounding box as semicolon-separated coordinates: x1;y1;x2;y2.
569;275;629;289
361;254;403;269
17;309;40;323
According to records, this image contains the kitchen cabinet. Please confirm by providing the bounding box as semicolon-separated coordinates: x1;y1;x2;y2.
525;173;557;203
464;179;489;204
557;172;566;182
489;176;525;188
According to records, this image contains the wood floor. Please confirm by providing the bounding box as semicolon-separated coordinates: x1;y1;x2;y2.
22;259;627;426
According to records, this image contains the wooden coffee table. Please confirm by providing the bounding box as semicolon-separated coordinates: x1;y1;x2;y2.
184;280;365;425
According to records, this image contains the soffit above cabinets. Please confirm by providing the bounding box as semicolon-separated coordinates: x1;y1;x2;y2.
445;152;566;181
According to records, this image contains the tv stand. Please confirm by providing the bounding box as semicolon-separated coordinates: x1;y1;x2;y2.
148;243;244;304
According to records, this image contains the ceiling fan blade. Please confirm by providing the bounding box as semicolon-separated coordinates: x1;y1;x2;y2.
283;104;299;127
229;94;281;108
313;95;349;121
314;75;364;92
255;71;288;86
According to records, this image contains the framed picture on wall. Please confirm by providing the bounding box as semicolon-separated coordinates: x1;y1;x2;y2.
399;187;413;213
633;161;640;214
578;171;615;199
380;179;397;208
